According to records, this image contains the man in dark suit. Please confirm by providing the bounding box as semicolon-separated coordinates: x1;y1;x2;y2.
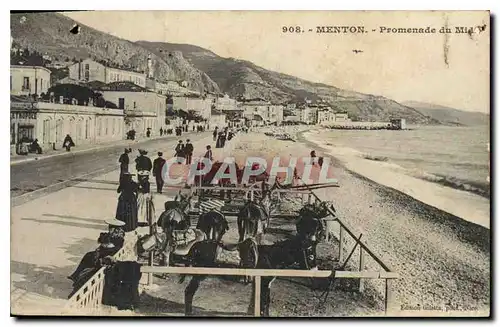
184;139;194;165
153;152;166;194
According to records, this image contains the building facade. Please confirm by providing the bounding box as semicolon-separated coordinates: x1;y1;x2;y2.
68;59;147;88
100;91;166;136
240;100;284;126
215;94;238;111
10;101;124;151
10;65;51;96
172;95;213;120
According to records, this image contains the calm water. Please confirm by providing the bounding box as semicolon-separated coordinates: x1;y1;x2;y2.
323;125;490;197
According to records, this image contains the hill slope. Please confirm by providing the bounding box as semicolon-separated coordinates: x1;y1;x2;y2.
403;101;490;126
10;12;220;93
137;41;438;124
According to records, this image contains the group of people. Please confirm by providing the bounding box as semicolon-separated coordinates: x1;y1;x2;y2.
174;139;195;164
213;126;235;149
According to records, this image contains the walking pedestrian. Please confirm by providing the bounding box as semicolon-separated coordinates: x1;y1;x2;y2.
146;128;151;138
175;140;185;159
213;127;218;141
63;134;75;152
204;145;213;162
115;172;139;232
160;128;164;136
118;148;131;176
153;152;166;194
135;149;153;173
184;139;194;165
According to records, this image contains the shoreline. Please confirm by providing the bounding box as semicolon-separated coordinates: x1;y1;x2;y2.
235;130;490;315
299;128;490;230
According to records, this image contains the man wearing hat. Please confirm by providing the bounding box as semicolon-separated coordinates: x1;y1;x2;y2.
175;140;185;158
118;148;131;176
153;152;166;194
204;145;213;162
184;139;194;165
135;149;153;173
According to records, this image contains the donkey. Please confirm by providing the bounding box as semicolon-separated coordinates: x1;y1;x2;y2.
237;183;279;245
183;217;325;317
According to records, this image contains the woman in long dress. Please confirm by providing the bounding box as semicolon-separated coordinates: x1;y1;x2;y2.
137;171;155;226
115;173;139;232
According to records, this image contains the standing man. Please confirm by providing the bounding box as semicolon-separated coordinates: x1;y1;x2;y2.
175;140;185;158
118;148;131;176
213;127;218;141
146;128;151;138
160;128;163;136
184;139;194;165
135;150;153;173
204;145;213;162
153;152;166;193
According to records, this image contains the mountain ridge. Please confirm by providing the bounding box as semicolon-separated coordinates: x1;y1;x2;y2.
12;12;437;124
402;101;489;126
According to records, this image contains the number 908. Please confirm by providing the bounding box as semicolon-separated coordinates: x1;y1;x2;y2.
282;26;302;33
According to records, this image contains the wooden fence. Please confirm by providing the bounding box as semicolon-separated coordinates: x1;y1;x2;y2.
141;266;398;317
66;185;399;316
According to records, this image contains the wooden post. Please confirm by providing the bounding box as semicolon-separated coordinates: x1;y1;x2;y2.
359;247;365;292
385;278;394;315
338;224;344;262
254;276;261;317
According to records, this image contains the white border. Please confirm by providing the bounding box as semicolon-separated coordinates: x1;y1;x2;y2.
2;1;497;327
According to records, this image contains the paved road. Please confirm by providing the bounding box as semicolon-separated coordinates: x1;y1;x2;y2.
11;132;212;198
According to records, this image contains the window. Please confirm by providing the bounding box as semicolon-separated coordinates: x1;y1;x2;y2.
40;78;43;93
118;98;125;109
23;77;30;91
84;64;90;81
35;78;38;95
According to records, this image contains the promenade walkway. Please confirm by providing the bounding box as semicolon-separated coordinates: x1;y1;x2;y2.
11;134;231;315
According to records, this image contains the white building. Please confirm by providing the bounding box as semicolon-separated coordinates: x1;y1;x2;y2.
10;65;51;96
68;58;147;88
101;90;166;136
10;101;124;151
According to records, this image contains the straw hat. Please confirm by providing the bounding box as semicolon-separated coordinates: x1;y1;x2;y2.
105;219;125;227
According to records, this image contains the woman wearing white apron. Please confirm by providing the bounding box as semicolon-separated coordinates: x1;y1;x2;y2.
137;171;155;226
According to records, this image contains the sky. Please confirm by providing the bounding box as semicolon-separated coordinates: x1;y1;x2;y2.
64;11;490;113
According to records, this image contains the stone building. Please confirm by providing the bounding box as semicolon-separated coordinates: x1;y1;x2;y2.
100;90;165;136
240;99;284;126
68;58;147;88
10;99;124;151
214;94;238;111
10;65;51;96
172;94;213;120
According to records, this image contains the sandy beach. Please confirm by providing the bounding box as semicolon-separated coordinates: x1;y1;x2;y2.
229;127;490;316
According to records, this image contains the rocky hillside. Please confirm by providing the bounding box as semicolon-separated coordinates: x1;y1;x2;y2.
10;12;220;93
11;12;438;124
138;41;438;124
402;101;490;126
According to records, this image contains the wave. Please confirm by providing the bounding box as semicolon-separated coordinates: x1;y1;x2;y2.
414;172;490;199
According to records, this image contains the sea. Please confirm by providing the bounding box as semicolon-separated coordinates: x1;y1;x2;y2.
321;125;490;198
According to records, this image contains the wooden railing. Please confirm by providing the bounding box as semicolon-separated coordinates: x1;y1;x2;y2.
141;266;398;317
